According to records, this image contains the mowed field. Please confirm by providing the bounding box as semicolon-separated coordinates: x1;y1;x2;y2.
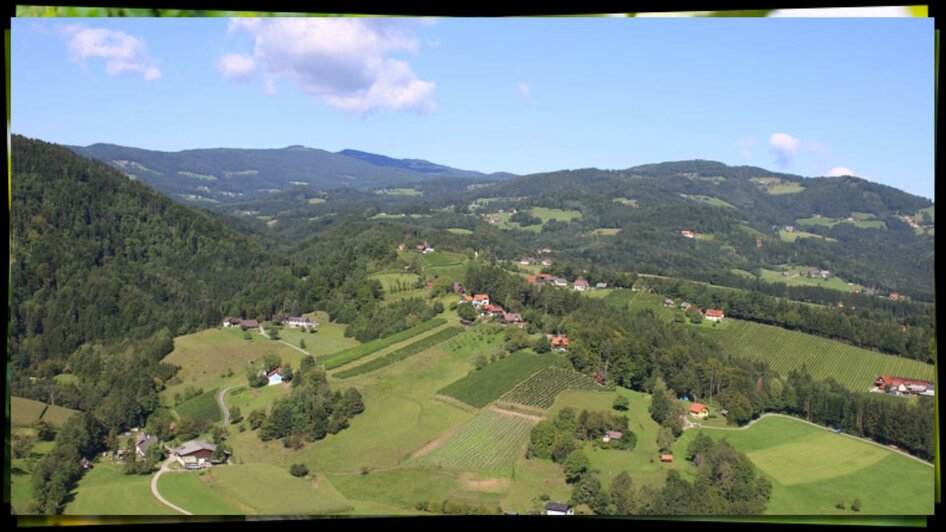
65;460;176;515
759;268;862;292
369;272;420;292
708;320;935;392
11;396;80;428
673;415;934;515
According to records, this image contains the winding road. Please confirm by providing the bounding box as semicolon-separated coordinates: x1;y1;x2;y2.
217;385;239;426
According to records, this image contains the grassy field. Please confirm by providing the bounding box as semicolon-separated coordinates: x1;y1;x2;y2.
706;320;935;391
369;272;420;292
160;326;306;403
65;460;177;515
41;404;80;428
274;312;358;359
336;326;464;378
174;388;222;423
411;410;538;475
10;431;55;514
307;197;326;204
673;415;934;515
446;228;473;235
376;188;423;196
686;195;735;208
589;228;621;236
224;384;289;417
423;261;472;283
752;177;805;195
797;216;886;230
328;467;505;511
12;396;49;427
613;197;638;207
438;351;560;408
759;268;862;293
500;367;596;409
321;318;446;370
779;229;838;243
53;373;78;385
158;464;353;514
530;207;582;223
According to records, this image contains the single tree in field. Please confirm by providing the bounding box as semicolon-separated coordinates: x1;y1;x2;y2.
613;395;630;411
299;338;306;349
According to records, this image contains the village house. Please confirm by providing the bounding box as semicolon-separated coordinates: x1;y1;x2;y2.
452;282;466;294
784;225;796;232
459;294;474;305
415;242;435;254
266;368;283;386
704;309;725;322
688;403;709;419
173;440;218;469
79;457;93;470
552;277;568;288
287;316;315;329
602;430;623;443
679;301;692;310
472;294;490;308
548;335;570;351
135;433;158;458
544;502;574;516
541;258;554;266
889;293;901;301
681;230;695;239
663;298;674;308
223;317;243;328
573;279;589;291
481;303;505;317
240;319;260;330
538;248;553;254
520;257;537;265
502;312;525;326
397;243;406;251
872;375;934;397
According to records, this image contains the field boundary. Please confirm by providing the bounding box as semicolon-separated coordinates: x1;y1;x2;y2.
697;413;933;468
488;405;546;422
432;394;479;413
321;318;447;370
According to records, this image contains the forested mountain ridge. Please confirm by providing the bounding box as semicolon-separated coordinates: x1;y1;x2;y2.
11;135;298;370
67;142;515;204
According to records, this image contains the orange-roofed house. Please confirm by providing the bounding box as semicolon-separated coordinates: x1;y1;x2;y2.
704;309;725;322
688;403;709;419
681;230;695;239
660;454;674;463
460;294;474;304
481;303;504;316
548;335;570;351
472;294;490;308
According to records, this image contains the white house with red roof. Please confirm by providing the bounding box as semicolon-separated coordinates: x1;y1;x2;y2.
688;403;709;419
573;279;589;291
472;294;490;308
681;230;696;238
704;309;725;322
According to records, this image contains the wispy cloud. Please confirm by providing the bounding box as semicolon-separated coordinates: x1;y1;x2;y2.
518;82;531;102
61;25;161;81
218;53;256;82
735;138;756;158
222;18;435;114
826;166;855;177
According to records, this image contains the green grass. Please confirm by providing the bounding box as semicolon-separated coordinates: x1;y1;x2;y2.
501;457;572;514
589;228;621;236
706;320;935;392
225;384;288;417
673;415;934;515
329;467;505;511
412;410;538;475
276;311;357;359
11;432;55;514
321;318;446;370
797;216;886;230
11;396;49;427
759;268;862;293
500;367;596;409
335;326;464;378
369;272;420;292
438;351;560;408
446;228;473;235
65;460;177;515
613;197;638;207
375;188;423;196
686;195;734;208
779;229;838;243
530;207;582;223
423;261;473;283
915;206;934;223
174;388;222;423
53;373;78;385
768;183;805;194
177;170;217;181
41;403;80;428
308;197;326;204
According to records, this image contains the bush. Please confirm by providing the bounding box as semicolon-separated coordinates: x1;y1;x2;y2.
851;499;861;512
612;395;630;411
289;463;309;477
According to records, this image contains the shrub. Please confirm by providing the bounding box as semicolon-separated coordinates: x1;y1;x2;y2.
289;463;309;477
612;395;630;411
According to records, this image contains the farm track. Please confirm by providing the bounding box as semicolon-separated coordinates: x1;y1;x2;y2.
150;457;193;515
217;385;239;426
488;405;546;422
696;413;934;467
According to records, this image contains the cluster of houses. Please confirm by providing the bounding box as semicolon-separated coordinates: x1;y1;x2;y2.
97;430;224;471
803;269;832;279
525;273;605;291
663;299;725;322
223;315;316;332
895;214;921;229
870;375;934;397
222;317;261;331
520;256;554;267
459;293;526;326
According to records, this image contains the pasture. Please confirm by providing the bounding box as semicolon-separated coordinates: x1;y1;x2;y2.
797;216;886;230
446;228;473;235
673;415;934;515
751;177;805;195
65;460;176;515
375;188;423;196
12;396;49;427
369;272;420;292
778;229;839;243
321;318;447;370
335;326;464;378
411;409;538;475
613;197;638;207
759;268;862;293
274;312;358;358
307;197;326;204
10;431;55;514
589;228;621;236
530;207;582;223
438;350;559;408
686;195;734;209
707;320;935;391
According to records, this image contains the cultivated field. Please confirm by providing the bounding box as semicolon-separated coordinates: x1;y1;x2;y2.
412;409;538;475
707;320;935;391
500;367;596;409
336;326;464;378
438;350;559;408
174;388;222;423
320;318;446;370
673;415;934;515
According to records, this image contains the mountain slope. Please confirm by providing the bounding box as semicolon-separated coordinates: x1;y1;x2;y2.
336;148;516;180
12;135;297;369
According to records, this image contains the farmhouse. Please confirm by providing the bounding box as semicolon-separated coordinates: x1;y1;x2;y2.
173;440;217;469
552;277;568;288
481;303;505;317
573;279;589;291
602;430;623;443
241;319;259;330
660;454;674;463
460;294;474;304
472;294;490;308
688;403;709;419
223;317;243;328
544;502;574;516
663;298;674;308
704;309;725;322
503;312;525;326
135;433;158;458
681;230;695;238
520;257;537;265
889;293;901;301
287;316;314;329
452;282;466;294
679;301;692;310
872;375;934;397
79;457;93;470
541;259;554;266
266;368;283;386
548;335;570;351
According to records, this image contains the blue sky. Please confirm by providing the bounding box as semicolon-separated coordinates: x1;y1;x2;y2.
11;17;935;199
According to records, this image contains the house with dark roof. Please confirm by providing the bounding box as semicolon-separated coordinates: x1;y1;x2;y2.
544;502;574;516
573;279;589;291
241;319;260;330
135;433;158;458
287;316;315;329
503;312;525;326
603;430;623;443
173;440;218;469
223;317;243;328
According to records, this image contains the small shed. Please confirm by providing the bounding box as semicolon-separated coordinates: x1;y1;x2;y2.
545;502;574;516
660;454;674;463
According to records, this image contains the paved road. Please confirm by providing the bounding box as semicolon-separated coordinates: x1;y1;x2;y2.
696;413;934;467
150;456;193;515
217;385;239;426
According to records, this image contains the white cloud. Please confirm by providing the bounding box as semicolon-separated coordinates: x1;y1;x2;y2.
735;138;756;158
769;132;800;168
827;166;855;177
218;53;256;81
63;25;161;81
223;18;435;113
518;82;531;101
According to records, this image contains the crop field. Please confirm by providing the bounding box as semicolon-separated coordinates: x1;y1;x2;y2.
336;326;464;378
530;207;582;222
175;387;222;423
412;410;538;475
322;318;447;370
12;396;49;427
707;320;935;391
438;351;559;408
500;367;596;409
673;415;934;515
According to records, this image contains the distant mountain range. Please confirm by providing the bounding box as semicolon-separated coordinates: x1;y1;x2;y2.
67;143;517;205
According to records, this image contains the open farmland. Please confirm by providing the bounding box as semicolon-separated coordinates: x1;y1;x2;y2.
707;320;935;391
174;387;222;423
65;461;177;515
335;326;464;378
369;272;420;292
530;207;582;223
322;318;447;370
499;367;596;409
673;415;934;515
12;396;50;427
412;409;538;475
438;351;559;408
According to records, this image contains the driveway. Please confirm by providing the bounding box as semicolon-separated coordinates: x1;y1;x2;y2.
150;456;193;515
